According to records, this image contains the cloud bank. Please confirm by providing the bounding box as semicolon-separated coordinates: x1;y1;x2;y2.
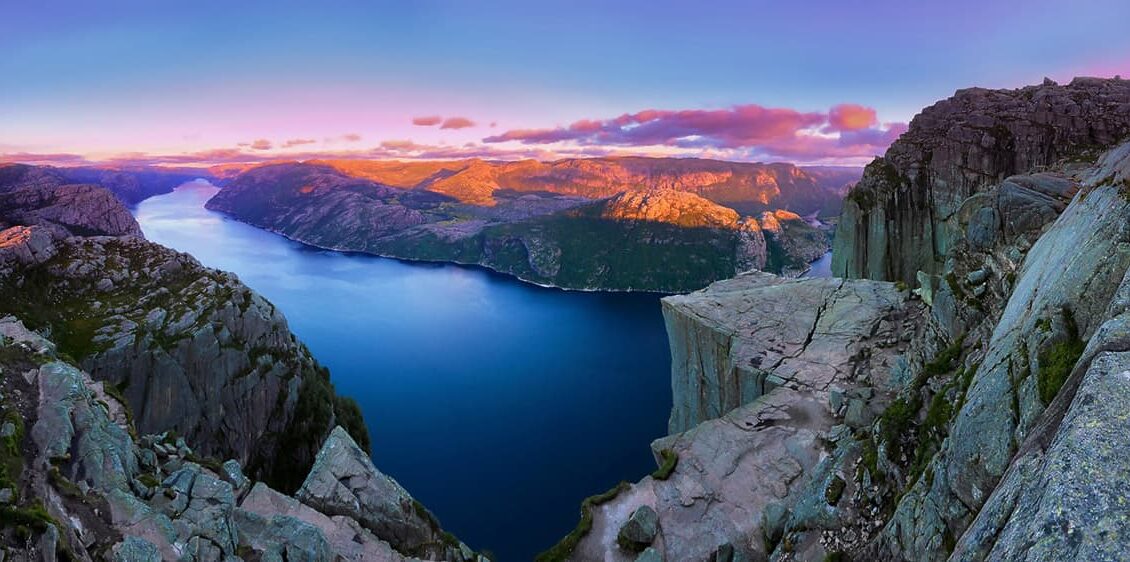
483;103;906;162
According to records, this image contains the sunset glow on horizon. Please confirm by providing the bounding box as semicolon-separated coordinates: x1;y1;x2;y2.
4;0;1129;168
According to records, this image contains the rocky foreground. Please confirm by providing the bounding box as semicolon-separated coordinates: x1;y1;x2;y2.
0;163;481;560
541;78;1130;561
205;158;844;291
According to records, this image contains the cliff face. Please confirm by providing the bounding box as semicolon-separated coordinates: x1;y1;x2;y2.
832;77;1130;284
0;164;143;237
553;80;1130;562
0;170;368;493
0;162;204;207
0;318;481;561
207;163;835;291
562;272;922;560
662;272;915;433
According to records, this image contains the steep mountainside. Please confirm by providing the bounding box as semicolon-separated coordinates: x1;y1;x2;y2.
0;169;366;492
832;77;1130;283
312;157;857;214
547;79;1130;562
0;319;481;560
0;163;205;206
206;162;833;291
0;168;481;560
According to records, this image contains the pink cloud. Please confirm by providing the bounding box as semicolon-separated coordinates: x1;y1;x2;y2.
483;102;907;162
0;152;92;165
826;104;878;132
412;115;443;126
484;104;826;148
283;138;317;148
341;133;362;142
440;117;476;129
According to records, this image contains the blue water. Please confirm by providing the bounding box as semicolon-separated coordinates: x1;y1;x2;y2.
133;180;673;561
804;251;834;278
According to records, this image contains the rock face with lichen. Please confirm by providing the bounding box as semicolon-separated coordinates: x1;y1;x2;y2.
832;77;1130;284
0;168;370;494
560;272;922;561
0;317;481;561
549;79;1130;562
0;166;482;560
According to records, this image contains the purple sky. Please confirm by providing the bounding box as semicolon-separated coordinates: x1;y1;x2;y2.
2;0;1128;166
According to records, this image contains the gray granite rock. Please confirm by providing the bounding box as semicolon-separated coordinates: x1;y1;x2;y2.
618;505;659;551
663;271;916;432
296;426;473;560
833;77;1130;283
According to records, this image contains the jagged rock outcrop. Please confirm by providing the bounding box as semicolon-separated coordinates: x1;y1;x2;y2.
55;166;203;205
0;317;481;561
296;427;477;560
832;77;1130;284
866;140;1130;561
663;272;918;433
555;272;922;561
0;164;143;237
0;162;199;212
208;164;836;291
0;174;368;493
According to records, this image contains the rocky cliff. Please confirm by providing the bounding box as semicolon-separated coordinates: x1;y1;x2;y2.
206;162;836;291
0;318;481;560
832;77;1130;284
0;168;369;492
0;169;481;560
1;163;204;207
548;79;1130;562
549;272;921;561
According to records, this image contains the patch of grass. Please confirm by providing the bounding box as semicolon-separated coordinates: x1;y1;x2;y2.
825;475;846;505
186;454;224;474
1037;309;1085;405
650;449;678;481
878;396;918;460
922;336;966;378
0;407;26;492
48;467;84;499
137;472;160;489
535;481;632;562
0;502;56;531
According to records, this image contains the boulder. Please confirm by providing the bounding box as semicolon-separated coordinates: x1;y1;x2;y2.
296;426;471;559
617;505;659;551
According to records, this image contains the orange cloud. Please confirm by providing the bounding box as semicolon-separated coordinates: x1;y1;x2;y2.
827;104;878;132
249;139;272;150
440;117;476;129
412;115;443;126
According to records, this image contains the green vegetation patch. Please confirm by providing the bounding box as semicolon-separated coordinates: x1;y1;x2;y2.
0;502;56;531
1037;309;1085;405
267;365;372;493
650;449;678;480
535;481;632;562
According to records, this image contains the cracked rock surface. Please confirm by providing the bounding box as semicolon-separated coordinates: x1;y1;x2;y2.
664;271;918;433
570;271;921;561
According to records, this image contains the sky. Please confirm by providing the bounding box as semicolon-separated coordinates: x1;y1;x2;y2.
2;0;1129;167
